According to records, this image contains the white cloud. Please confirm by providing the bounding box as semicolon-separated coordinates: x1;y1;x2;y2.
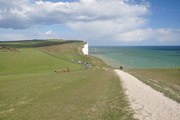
0;34;29;41
116;28;153;42
80;0;95;3
32;30;59;39
0;0;29;9
116;28;180;42
155;29;180;42
0;0;179;44
0;30;68;41
0;0;149;29
45;30;53;35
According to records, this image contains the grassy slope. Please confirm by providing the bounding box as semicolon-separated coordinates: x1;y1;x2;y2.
0;40;135;120
126;68;180;103
38;42;110;68
0;40;85;76
0;48;83;75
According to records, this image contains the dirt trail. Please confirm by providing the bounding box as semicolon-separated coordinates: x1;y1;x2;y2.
115;70;180;120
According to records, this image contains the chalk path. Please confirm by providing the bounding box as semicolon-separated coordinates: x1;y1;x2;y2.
115;70;180;120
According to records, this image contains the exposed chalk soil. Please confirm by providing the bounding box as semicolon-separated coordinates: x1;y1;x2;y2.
82;43;88;55
115;70;180;120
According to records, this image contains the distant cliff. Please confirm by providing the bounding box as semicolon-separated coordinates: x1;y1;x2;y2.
82;42;88;55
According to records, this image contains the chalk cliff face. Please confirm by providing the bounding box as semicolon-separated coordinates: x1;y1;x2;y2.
82;43;88;55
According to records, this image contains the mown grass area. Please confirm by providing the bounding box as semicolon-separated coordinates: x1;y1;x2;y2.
0;69;135;120
0;40;135;120
125;67;180;103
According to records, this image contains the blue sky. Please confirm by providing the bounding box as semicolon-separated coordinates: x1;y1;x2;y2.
0;0;179;46
148;0;180;28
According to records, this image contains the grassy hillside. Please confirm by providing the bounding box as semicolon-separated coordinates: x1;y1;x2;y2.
37;41;110;68
0;39;85;75
0;48;84;75
126;67;180;102
0;40;135;120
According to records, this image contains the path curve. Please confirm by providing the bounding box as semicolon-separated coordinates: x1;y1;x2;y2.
115;70;180;120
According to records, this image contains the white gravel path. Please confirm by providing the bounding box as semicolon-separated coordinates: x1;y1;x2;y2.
115;70;180;120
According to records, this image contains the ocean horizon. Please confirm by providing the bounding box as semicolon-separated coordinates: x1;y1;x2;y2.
89;46;180;69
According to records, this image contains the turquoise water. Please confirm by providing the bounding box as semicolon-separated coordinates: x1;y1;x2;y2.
89;46;180;68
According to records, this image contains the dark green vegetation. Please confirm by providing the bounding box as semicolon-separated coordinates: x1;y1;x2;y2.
0;40;135;120
126;68;180;103
0;39;82;48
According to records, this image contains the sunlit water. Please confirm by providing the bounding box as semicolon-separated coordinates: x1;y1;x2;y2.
89;46;180;68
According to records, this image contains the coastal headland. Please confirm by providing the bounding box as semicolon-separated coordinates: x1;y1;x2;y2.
0;39;179;120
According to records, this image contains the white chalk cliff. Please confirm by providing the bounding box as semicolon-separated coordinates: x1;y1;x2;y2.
82;43;88;55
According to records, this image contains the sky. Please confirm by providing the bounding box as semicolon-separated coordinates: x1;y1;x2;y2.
0;0;180;46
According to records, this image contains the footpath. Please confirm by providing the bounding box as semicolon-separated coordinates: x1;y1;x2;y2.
115;70;180;120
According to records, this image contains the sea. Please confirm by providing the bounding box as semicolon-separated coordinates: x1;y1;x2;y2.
89;46;180;68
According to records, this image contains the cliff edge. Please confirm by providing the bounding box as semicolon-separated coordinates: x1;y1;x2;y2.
82;42;88;55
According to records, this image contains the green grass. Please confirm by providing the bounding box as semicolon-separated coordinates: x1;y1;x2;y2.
0;39;82;48
38;42;110;68
0;40;135;120
0;48;84;76
125;67;180;103
0;69;135;120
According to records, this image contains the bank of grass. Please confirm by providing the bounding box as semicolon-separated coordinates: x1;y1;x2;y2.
0;40;135;120
125;67;180;103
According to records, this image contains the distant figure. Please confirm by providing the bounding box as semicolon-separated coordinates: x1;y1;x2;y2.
120;66;123;70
